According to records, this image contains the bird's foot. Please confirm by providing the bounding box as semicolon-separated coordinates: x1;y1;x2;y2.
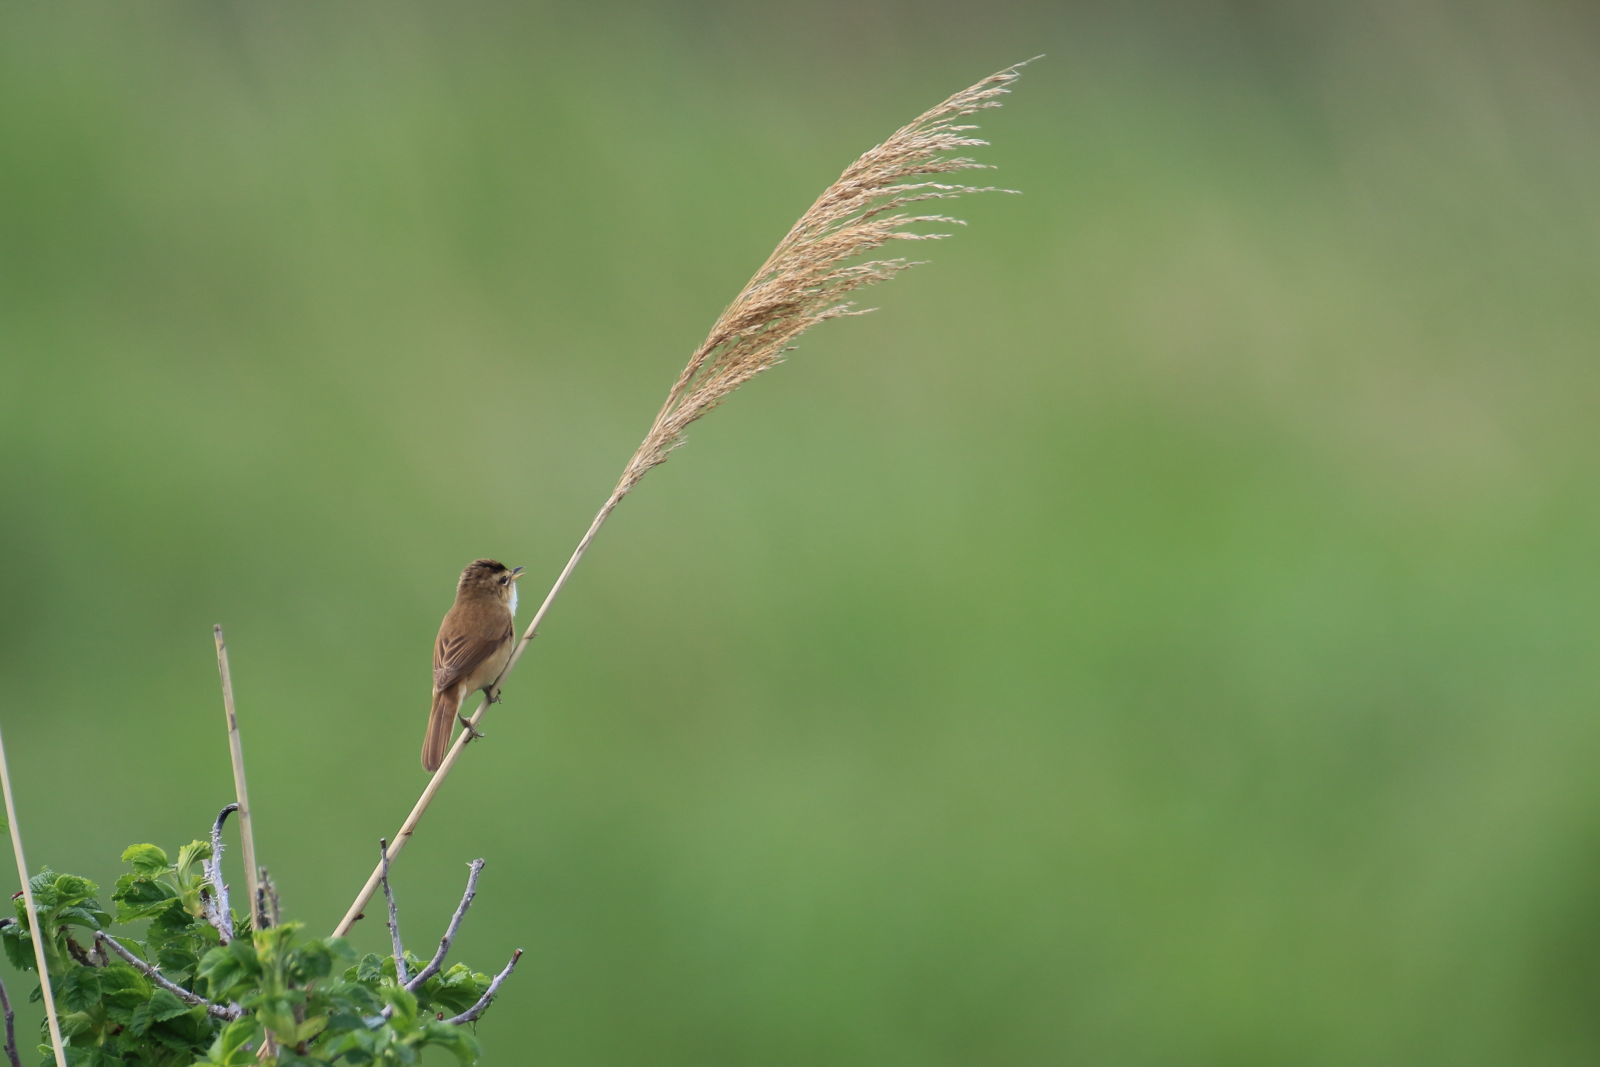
457;714;485;742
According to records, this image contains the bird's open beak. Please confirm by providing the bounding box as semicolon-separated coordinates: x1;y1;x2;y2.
510;566;526;580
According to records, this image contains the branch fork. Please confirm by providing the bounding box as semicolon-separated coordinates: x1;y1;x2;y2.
375;852;518;1023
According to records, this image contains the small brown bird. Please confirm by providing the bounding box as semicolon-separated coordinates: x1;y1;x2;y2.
422;559;524;771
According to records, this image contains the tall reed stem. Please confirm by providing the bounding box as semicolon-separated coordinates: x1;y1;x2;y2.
332;59;1028;937
333;489;623;936
214;625;264;930
0;724;68;1067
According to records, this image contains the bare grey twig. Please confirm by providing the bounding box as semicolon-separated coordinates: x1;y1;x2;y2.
94;933;241;1021
405;859;484;992
378;838;409;985
444;949;523;1025
201;803;238;942
0;971;21;1067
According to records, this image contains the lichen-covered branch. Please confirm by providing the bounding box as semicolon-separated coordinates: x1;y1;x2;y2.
406;859;485;992
94;933;241;1021
444;949;523;1025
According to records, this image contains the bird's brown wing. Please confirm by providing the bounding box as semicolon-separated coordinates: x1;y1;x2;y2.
433;619;514;693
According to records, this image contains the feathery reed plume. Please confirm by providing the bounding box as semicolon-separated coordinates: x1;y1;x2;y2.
335;60;1029;936
620;60;1026;491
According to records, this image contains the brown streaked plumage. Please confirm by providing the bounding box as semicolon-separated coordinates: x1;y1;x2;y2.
422;559;524;772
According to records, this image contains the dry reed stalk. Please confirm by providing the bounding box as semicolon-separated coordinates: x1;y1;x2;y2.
0;724;68;1067
213;626;264;931
333;60;1029;936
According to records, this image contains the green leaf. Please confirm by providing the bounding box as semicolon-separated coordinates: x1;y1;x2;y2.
55;904;109;931
316;1028;373;1062
125;996;158;1038
121;843;170;875
98;963;153;1020
47;872;100;905
319;977;383;1018
175;839;212;870
113;873;177;921
156;937;202;976
0;925;31;972
199;1016;262;1067
58;1009;96;1039
293;936;344;982
57;967;104;1012
144;1007;217;1052
196;945;248;998
381;984;419;1030
228;935;261;968
167;839;214;920
418;962;491;1015
147;985;193;1023
293;1014;329;1044
254;994;299;1042
221;1016;261;1056
351;952;385;984
419;1020;483;1065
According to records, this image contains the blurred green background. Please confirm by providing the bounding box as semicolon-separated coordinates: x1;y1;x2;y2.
3;1;1598;1063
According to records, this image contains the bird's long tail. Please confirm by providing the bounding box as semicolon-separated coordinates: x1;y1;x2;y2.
422;688;458;772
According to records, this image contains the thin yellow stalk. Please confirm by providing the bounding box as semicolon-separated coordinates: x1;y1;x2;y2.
333;60;1030;936
0;724;68;1067
213;626;264;930
334;493;622;936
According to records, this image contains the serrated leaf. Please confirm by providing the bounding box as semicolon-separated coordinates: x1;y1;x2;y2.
420;1020;482;1065
55;904;109;931
125;996;158;1037
202;1016;262;1067
294;938;340;981
197;945;247;997
351;953;385;984
316;1029;372;1062
114;874;173;903
49;873;100;903
121;843;170;875
255;994;298;1041
294;1014;329;1044
98;963;152;1019
381;984;419;1030
323;978;383;1017
58;967;104;1012
156;939;201;976
146;985;193;1022
222;1016;260;1054
146;1010;216;1052
227;935;260;968
27;868;59;907
0;926;32;971
419;962;491;1014
113;872;178;922
175;839;212;870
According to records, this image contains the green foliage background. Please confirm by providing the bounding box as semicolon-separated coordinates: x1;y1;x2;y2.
3;1;1597;1063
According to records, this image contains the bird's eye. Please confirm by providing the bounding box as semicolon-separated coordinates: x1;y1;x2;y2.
499;576;509;585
